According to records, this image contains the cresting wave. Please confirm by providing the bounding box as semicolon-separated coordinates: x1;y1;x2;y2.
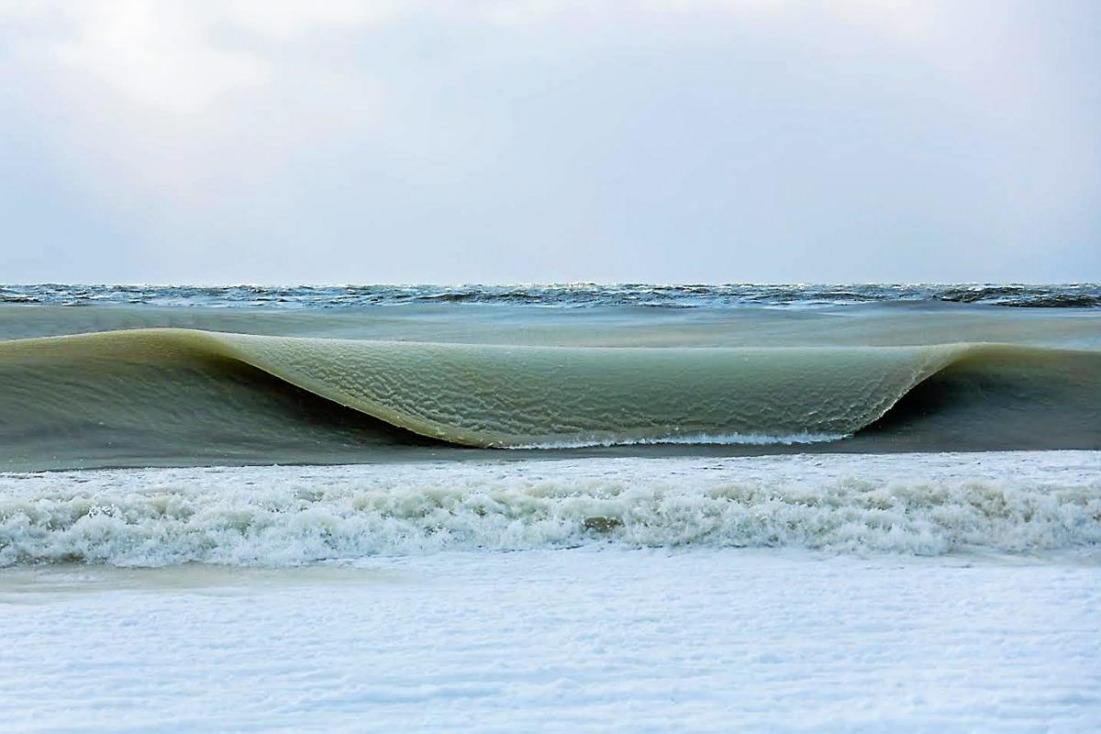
1;454;1098;566
5;327;951;448
1;327;1100;470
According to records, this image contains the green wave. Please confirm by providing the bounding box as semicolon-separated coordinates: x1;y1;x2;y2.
7;328;1097;454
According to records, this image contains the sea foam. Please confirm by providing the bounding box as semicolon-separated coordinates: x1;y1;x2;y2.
2;452;1098;567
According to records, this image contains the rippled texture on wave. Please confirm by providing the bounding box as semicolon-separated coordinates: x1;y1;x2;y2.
2;327;1099;470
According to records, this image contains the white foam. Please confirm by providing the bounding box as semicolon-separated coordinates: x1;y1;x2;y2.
510;430;848;449
2;452;1098;566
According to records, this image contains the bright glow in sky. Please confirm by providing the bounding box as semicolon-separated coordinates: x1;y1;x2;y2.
1;0;1098;284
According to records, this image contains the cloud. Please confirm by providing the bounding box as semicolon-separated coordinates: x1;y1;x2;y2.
221;0;408;39
2;1;388;209
8;1;408;112
1;1;1097;283
51;1;266;115
3;0;945;116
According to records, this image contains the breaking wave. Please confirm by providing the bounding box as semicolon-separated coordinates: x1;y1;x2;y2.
1;454;1098;566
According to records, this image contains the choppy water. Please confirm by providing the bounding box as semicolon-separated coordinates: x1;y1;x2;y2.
4;282;1100;308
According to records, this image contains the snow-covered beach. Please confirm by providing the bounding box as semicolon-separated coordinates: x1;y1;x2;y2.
4;546;1099;732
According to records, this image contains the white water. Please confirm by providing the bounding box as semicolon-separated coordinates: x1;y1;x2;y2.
3;452;1099;566
511;430;849;449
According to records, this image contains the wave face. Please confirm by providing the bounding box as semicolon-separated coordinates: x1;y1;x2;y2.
1;327;1099;470
2;453;1098;565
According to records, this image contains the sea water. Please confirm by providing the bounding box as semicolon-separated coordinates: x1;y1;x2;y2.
1;284;1099;731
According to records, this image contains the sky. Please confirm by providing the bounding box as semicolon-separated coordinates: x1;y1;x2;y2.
1;0;1099;285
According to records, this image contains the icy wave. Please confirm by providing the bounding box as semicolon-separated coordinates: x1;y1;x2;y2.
0;328;1058;449
2;453;1098;566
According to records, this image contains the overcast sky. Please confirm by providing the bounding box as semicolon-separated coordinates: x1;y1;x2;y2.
1;0;1098;285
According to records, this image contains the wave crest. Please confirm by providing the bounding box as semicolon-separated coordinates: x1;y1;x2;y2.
1;329;1100;469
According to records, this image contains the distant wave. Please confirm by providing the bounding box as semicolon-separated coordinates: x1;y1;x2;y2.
1;453;1098;566
1;328;1099;470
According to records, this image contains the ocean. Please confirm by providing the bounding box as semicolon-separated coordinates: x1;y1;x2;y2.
2;283;1099;731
